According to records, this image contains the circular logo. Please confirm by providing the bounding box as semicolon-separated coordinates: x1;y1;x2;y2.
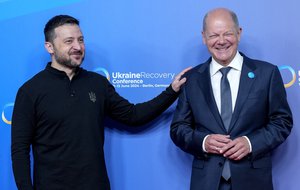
94;67;110;81
248;72;255;79
279;65;296;88
2;103;14;125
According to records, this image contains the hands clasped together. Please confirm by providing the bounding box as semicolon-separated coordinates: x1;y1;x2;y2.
205;134;251;161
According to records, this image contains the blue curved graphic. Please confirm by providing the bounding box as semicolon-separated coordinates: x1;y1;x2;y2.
2;103;14;125
279;65;296;88
94;67;110;81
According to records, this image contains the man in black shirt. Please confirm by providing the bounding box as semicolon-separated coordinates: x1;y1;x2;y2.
11;15;189;190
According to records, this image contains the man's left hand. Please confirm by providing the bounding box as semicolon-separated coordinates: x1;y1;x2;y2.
220;136;251;161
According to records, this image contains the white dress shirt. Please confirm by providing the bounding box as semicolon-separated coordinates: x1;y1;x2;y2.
210;52;242;113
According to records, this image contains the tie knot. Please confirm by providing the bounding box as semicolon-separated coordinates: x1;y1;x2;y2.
220;67;231;76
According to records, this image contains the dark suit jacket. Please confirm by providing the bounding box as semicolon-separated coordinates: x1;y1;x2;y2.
170;53;293;190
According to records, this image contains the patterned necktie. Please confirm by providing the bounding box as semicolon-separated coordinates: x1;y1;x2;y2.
219;67;232;181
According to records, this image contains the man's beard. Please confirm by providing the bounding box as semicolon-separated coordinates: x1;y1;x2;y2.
54;50;85;69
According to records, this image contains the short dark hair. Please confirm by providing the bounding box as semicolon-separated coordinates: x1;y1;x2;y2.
44;15;79;42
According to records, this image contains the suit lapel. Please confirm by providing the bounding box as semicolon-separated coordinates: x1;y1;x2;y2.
196;61;225;131
229;56;257;132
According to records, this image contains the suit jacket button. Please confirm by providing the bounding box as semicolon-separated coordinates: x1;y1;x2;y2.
218;162;223;167
204;154;208;159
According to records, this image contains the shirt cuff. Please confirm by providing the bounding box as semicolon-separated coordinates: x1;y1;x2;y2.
243;136;252;153
202;135;210;152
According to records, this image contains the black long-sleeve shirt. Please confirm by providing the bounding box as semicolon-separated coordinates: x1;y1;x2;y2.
11;63;178;190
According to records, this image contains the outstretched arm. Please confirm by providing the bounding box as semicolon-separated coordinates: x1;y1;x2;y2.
107;67;192;126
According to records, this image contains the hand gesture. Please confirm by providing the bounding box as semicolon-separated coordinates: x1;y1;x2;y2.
171;67;192;92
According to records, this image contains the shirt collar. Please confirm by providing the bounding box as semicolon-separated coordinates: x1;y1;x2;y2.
210;51;243;77
45;62;82;79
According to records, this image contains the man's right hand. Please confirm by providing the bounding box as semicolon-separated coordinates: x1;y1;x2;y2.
204;134;232;154
171;67;192;92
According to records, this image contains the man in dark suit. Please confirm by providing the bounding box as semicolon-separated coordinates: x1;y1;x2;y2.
170;8;292;190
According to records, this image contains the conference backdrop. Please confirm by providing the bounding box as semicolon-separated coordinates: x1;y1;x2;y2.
1;0;299;189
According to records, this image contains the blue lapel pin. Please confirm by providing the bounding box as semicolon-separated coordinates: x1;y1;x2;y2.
248;72;255;79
